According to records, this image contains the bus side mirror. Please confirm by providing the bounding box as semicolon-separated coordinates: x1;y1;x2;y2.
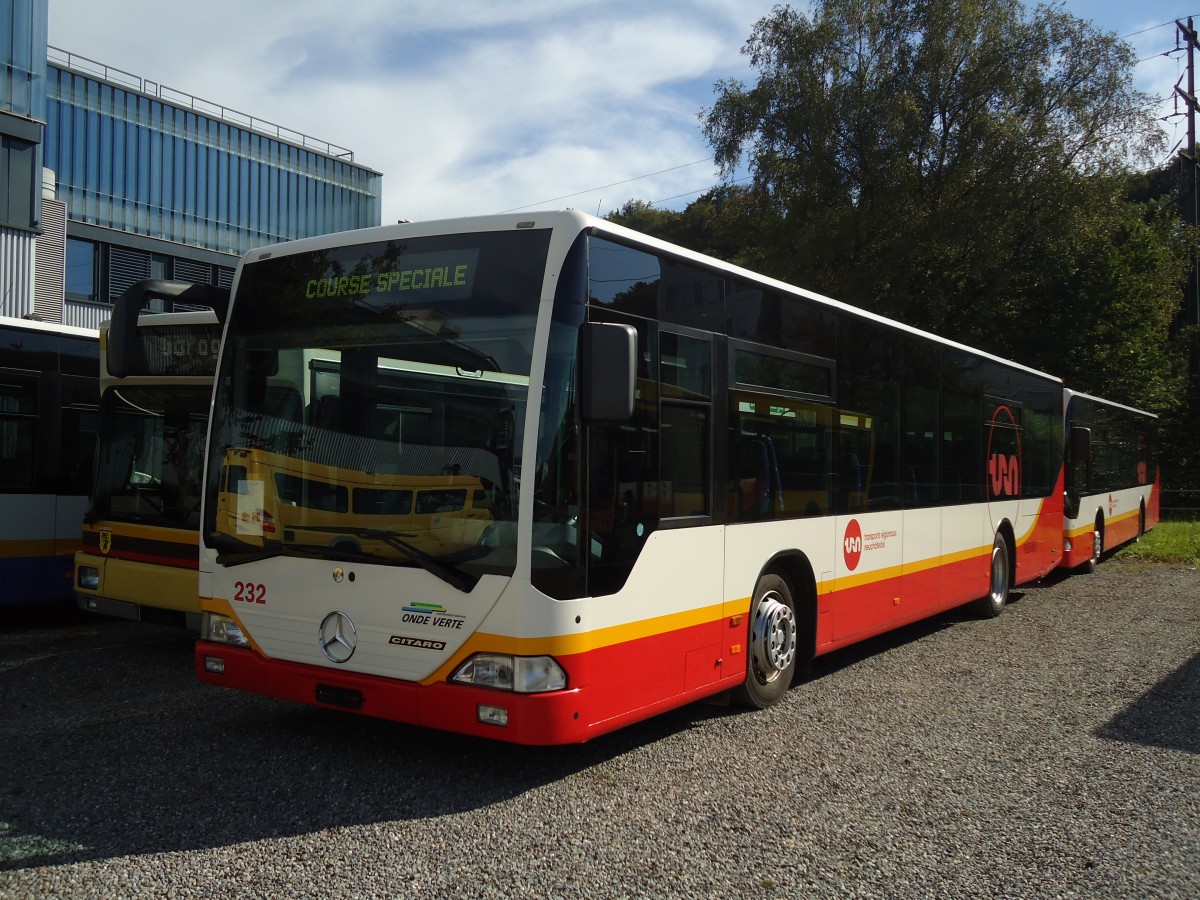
579;322;636;423
107;279;230;378
1070;426;1091;462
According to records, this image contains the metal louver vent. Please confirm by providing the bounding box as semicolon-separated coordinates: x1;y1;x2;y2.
108;246;151;302
33;199;67;323
173;258;212;284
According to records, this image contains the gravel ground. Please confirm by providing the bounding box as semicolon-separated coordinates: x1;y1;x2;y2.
0;560;1197;899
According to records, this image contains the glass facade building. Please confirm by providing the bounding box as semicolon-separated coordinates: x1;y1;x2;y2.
0;0;382;328
44;59;381;259
1;0;48;307
1;0;47;230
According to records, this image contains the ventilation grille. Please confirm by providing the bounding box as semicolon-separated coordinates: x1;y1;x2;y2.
108;246;151;302
33;199;67;323
173;258;212;285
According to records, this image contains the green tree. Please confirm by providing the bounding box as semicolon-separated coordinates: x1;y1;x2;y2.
701;0;1174;355
699;0;1200;482
605;185;752;262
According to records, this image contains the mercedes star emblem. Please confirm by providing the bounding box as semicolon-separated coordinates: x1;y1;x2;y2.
318;611;357;664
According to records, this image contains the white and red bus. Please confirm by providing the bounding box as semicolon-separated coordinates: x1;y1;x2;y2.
1061;390;1159;572
195;211;1065;744
75;280;226;628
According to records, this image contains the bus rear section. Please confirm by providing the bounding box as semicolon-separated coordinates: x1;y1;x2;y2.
75;280;226;627
1061;390;1159;572
195;212;1066;744
0;317;98;607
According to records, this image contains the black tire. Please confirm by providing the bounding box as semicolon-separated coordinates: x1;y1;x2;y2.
1083;518;1103;574
732;572;798;709
976;534;1010;618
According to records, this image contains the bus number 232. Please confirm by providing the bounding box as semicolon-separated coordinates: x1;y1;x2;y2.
234;581;267;604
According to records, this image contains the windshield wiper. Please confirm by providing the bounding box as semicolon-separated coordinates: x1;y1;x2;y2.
286;525;478;592
210;534;324;568
210;532;283;567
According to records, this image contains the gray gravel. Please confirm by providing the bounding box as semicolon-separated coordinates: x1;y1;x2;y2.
1;560;1197;899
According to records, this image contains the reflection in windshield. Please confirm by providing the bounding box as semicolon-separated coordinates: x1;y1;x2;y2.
204;230;552;581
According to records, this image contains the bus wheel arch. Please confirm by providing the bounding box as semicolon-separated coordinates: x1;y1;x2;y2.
732;552;816;710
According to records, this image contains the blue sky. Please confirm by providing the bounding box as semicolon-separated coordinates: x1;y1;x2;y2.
46;1;1200;225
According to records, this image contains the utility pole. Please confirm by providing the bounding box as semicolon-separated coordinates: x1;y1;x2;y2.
1177;18;1200;370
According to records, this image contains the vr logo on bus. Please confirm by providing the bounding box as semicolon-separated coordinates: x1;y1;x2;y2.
986;405;1023;501
989;453;1020;498
843;518;863;571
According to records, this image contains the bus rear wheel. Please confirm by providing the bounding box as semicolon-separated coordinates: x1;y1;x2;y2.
976;534;1010;618
1083;518;1103;574
733;572;798;709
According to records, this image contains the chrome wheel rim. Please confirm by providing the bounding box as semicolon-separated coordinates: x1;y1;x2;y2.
750;591;796;684
990;544;1007;605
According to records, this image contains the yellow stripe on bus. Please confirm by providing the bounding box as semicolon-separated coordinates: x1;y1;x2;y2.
0;539;79;559
83;521;198;545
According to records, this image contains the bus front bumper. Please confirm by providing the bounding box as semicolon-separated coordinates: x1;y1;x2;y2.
194;640;589;745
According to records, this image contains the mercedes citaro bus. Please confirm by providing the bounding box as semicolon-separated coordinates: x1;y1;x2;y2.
196;210;1069;744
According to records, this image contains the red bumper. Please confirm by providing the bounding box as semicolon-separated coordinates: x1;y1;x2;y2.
195;640;592;745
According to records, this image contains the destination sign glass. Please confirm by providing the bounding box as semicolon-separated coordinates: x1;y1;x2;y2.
120;323;224;377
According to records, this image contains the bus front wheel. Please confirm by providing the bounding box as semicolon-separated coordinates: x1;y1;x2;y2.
733;572;798;709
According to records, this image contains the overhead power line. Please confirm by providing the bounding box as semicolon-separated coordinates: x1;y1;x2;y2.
501;158;714;213
506;16;1200;216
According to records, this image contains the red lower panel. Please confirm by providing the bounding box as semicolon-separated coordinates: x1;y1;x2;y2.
827;551;988;648
1105;514;1141;551
1017;486;1064;585
196;620;745;746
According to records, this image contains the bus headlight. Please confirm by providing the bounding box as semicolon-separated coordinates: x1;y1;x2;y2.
76;566;100;590
452;653;566;693
202;611;250;647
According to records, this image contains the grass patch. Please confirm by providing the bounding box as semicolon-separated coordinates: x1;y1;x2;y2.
1114;519;1200;567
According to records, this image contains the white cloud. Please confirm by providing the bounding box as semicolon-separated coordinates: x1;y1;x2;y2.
49;1;1186;228
48;0;771;223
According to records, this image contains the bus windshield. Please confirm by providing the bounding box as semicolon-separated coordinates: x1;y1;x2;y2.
91;385;211;529
203;229;552;586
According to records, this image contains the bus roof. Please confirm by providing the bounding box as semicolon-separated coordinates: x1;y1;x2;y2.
238;210;1062;386
1064;388;1157;419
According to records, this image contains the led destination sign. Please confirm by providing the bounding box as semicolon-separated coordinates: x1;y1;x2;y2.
121;323;224;377
304;249;480;302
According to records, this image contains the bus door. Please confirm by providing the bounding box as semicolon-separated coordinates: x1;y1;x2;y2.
901;348;942;614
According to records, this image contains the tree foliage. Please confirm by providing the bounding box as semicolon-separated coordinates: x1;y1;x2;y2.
605;186;751;261
608;1;1196;479
699;0;1178;374
663;0;1200;481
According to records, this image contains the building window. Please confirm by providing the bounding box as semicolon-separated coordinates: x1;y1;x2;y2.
0;135;37;231
65;238;99;303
